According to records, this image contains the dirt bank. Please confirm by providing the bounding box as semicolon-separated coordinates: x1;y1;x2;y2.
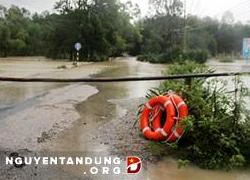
96;97;154;161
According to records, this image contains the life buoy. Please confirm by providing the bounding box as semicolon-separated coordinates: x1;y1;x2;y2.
165;94;188;142
140;96;175;141
151;94;188;142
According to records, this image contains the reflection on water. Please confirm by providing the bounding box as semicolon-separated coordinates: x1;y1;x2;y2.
148;158;250;180
0;58;73;110
95;58;166;98
0;82;64;110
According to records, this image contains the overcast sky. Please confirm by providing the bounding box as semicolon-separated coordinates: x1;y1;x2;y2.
0;0;249;23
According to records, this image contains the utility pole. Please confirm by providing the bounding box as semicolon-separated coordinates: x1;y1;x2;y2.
183;0;188;52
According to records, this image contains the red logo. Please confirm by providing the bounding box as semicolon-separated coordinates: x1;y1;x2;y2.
126;156;142;174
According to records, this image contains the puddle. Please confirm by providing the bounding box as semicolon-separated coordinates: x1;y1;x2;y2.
147;158;250;180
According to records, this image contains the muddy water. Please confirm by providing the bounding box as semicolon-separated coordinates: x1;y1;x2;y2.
148;158;250;180
40;58;166;179
45;58;166;151
0;57;111;115
0;58;65;110
208;59;250;106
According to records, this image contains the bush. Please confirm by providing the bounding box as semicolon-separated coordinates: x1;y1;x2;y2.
145;61;250;170
185;50;208;64
138;50;208;64
216;54;235;63
137;53;160;63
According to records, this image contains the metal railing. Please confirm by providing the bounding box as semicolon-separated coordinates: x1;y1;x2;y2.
0;72;250;83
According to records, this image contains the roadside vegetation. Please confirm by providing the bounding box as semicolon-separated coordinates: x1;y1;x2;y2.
145;61;250;170
137;50;208;64
216;54;236;63
0;0;250;62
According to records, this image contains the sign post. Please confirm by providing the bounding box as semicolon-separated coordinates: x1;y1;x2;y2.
243;38;250;60
74;42;82;62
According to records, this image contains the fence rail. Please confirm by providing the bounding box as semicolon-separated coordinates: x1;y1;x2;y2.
0;72;250;83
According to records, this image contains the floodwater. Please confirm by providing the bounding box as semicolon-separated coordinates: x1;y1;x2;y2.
0;57;110;110
40;58;166;179
1;57;250;179
42;58;166;152
148;158;250;180
208;59;250;106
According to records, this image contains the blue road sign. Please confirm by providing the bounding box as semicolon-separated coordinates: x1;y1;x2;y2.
75;42;82;51
243;38;250;58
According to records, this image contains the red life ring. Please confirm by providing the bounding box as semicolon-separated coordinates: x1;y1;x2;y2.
165;94;188;142
140;96;175;141
151;94;188;142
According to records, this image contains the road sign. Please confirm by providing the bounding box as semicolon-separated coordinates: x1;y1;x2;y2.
243;38;250;58
75;42;82;51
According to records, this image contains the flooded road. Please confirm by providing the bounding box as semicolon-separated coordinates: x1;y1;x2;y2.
39;58;166;179
1;57;250;179
0;57;115;149
35;58;166;151
0;57;108;110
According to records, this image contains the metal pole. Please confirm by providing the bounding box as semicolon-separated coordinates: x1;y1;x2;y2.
77;51;79;61
0;72;250;83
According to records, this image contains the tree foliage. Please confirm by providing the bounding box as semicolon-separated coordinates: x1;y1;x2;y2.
149;0;183;17
0;1;141;60
0;1;250;61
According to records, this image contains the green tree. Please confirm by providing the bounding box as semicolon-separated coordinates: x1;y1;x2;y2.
0;24;10;57
48;0;140;60
140;0;184;59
